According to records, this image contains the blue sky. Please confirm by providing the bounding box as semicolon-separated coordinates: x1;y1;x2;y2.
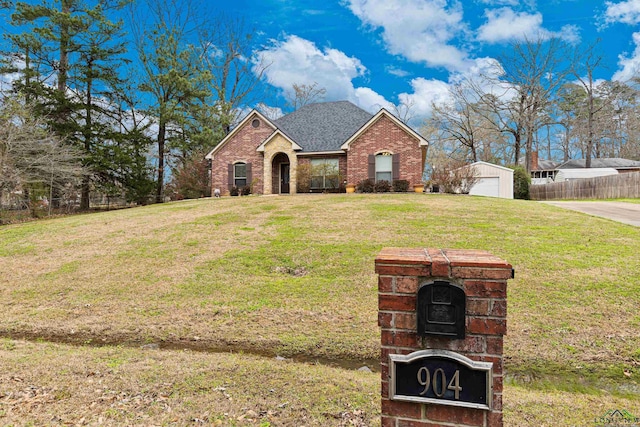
2;0;640;126
213;0;640;123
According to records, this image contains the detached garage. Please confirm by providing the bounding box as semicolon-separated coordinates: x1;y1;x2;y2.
468;161;513;199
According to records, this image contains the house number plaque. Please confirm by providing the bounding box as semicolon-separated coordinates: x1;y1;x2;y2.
389;350;493;410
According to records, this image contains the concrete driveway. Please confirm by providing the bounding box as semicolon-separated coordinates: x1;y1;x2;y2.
542;201;640;227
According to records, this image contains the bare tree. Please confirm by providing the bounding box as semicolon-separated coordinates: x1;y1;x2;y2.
391;98;416;124
0;99;85;217
571;41;606;167
286;82;326;110
596;80;640;160
478;36;569;171
197;15;269;135
426;79;508;163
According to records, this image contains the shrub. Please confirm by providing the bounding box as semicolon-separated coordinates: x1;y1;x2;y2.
356;179;374;193
431;160;479;194
296;162;312;193
392;179;410;192
240;185;251;196
374;180;391;193
512;165;531;199
230;186;239;196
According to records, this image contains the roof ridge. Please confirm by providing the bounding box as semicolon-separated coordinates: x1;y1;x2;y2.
271;101;374;153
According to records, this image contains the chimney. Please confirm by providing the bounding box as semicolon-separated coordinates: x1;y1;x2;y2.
531;151;539;170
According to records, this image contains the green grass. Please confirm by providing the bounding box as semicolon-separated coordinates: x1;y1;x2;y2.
1;194;639;424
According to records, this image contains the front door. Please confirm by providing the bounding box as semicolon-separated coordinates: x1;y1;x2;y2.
280;163;290;194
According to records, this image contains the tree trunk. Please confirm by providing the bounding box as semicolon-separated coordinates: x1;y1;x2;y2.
525;126;534;173
156;122;166;203
51;0;71;211
586;96;594;168
81;61;93;211
81;176;91;210
513;131;521;166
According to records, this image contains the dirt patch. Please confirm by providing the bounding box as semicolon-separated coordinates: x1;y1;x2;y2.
273;266;309;277
0;328;379;373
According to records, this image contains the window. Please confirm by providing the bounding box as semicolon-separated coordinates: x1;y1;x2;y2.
310;158;340;189
234;163;247;187
251;119;260;128
375;152;393;182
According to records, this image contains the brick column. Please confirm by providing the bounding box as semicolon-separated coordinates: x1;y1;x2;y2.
376;248;512;427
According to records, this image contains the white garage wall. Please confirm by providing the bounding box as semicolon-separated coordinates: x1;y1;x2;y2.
470;162;514;199
470;177;500;197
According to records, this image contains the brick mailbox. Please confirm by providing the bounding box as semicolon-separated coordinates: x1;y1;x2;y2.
376;248;513;427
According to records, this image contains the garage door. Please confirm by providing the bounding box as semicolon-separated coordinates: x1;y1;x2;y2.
470;177;500;198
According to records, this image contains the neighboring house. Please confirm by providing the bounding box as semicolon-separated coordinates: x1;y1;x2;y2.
468;161;514;199
529;152;640;184
556;158;640;173
529;152;561;184
205;101;428;195
554;168;618;182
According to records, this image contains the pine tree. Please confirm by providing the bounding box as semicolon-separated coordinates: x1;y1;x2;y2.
4;0;133;209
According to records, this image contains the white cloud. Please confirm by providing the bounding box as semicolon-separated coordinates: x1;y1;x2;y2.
477;0;519;5
602;0;640;26
477;7;580;44
397;78;452;121
344;0;470;71
256;35;366;100
254;35;515;125
255;34;394;114
613;31;640;81
385;65;410;77
354;87;394;111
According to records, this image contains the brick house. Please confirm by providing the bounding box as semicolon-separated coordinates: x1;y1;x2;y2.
205;101;428;195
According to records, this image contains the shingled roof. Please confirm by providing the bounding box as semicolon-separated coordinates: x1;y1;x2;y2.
273;101;373;153
557;158;640;169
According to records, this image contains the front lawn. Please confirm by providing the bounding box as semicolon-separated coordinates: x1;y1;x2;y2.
1;194;638;425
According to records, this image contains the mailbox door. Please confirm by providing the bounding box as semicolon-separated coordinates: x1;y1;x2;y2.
417;281;465;338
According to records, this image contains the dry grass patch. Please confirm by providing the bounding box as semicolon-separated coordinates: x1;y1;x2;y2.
1;339;639;426
504;383;640;427
0;339;379;426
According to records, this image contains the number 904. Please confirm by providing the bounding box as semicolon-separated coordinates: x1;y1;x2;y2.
417;367;462;400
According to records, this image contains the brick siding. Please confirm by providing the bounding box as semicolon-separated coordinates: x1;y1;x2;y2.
210;110;425;195
375;248;512;427
210;114;272;195
347;114;424;187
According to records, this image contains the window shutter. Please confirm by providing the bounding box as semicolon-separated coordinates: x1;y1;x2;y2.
227;163;234;190
368;154;375;181
246;163;252;185
392;153;400;181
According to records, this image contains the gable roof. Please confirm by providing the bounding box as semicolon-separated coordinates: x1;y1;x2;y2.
273;101;373;153
256;129;303;152
470;161;514;173
557;158;640;170
340;108;428;150
534;159;560;171
204;110;276;160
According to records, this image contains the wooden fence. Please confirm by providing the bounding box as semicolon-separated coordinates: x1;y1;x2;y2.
530;171;640;200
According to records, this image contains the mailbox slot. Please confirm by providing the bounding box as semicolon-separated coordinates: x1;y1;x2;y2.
417;280;465;338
